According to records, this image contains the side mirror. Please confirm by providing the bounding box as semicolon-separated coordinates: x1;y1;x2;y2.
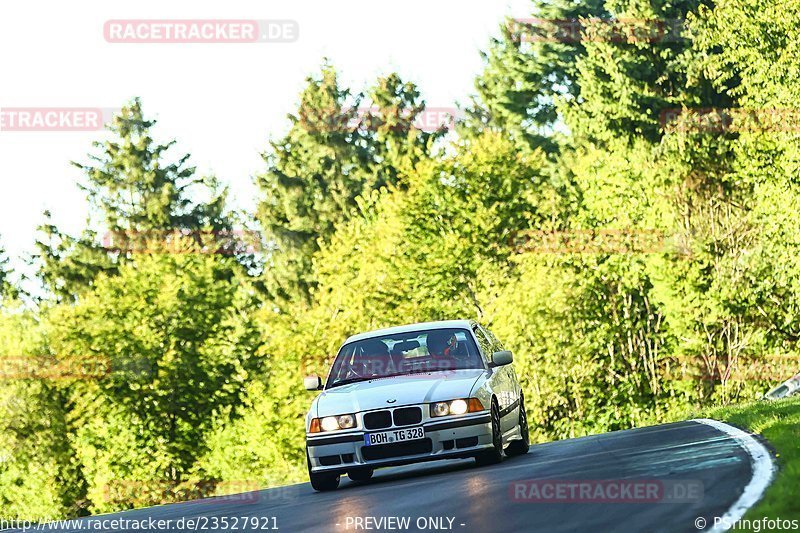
491;350;513;367
304;375;323;391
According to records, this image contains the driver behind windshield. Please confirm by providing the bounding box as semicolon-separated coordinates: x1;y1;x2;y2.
426;330;476;371
349;339;394;379
328;328;484;387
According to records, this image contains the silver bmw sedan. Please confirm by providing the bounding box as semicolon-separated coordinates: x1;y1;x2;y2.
303;320;529;491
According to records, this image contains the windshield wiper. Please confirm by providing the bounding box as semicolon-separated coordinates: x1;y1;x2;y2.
328;376;370;388
380;367;441;379
329;366;456;388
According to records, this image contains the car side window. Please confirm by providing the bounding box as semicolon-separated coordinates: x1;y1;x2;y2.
473;326;493;359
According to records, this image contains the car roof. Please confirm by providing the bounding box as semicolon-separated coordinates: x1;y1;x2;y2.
343;320;477;344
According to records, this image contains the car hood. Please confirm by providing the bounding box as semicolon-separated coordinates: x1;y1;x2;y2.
314;369;487;417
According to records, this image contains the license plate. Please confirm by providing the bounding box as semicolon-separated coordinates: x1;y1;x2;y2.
364;427;424;446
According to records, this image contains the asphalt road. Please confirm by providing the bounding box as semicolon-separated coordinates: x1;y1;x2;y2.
14;420;761;533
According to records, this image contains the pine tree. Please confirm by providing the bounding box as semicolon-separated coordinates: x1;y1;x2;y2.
75;98;229;233
35;99;236;301
363;73;441;187
0;241;17;301
465;0;609;151
255;64;438;304
255;63;371;303
34;215;116;302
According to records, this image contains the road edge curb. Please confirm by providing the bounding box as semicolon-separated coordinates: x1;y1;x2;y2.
691;418;777;532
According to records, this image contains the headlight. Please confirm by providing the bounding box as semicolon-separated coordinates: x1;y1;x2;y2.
430;398;484;417
432;402;450;417
320;416;340;432
449;399;468;415
337;414;355;429
310;414;357;433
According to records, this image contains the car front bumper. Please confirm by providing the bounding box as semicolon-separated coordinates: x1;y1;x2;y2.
306;411;493;474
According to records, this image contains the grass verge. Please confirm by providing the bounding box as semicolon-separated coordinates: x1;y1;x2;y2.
704;396;800;526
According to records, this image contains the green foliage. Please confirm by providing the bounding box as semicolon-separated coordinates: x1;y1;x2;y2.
0;242;18;301
36;99;233;302
75;98;229;234
0;310;83;520
41;252;261;514
34;215;117;303
254;63;377;304
255;63;438;304
481;254;676;439
466;0;609;150
303;132;559;336
195;364;307;488
7;0;800;519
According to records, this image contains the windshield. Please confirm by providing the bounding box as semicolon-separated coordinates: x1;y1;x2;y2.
326;328;484;388
768;385;789;399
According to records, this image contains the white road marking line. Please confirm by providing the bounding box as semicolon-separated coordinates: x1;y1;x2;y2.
692;418;776;532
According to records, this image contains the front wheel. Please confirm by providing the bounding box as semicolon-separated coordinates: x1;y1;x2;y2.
505;395;530;457
348;468;374;482
475;401;503;466
307;449;340;491
309;471;340;491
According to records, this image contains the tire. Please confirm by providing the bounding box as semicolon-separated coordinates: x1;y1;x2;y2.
475;401;504;466
309;471;340;491
307;449;340;491
505;395;530;457
348;468;374;482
